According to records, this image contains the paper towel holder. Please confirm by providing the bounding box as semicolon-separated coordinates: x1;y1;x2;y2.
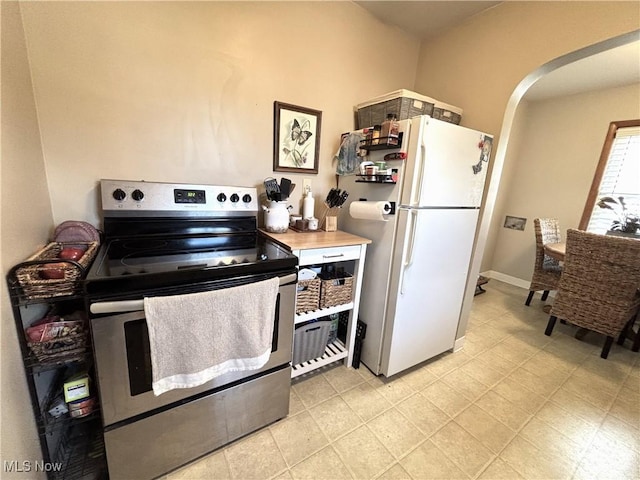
388;202;396;215
357;199;396;215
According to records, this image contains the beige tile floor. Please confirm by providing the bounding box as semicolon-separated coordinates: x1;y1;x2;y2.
165;280;639;479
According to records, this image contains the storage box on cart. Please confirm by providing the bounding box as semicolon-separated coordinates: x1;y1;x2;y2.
293;319;332;365
355;89;437;129
355;89;463;128
432;100;463;125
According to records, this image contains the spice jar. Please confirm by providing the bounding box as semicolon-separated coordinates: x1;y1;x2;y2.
381;113;399;145
364;127;372;146
371;125;381;145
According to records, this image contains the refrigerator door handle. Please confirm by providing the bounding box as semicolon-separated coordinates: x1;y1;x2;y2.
411;134;428;206
400;209;418;295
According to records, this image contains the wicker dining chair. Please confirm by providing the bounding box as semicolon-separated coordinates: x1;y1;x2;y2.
544;229;640;359
525;218;563;306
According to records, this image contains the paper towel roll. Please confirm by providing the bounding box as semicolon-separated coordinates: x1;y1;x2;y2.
349;201;391;222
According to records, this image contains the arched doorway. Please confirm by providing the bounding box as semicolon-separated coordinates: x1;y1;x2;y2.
480;30;640;283
459;30;639;335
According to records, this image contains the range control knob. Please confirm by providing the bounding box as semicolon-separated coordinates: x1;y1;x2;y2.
230;193;240;203
131;189;144;201
217;193;227;202
112;188;126;201
242;194;252;203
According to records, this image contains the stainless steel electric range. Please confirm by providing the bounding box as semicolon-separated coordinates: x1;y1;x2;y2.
84;179;298;480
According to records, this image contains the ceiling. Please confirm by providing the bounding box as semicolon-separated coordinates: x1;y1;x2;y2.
524;41;640;101
355;1;500;41
355;1;640;100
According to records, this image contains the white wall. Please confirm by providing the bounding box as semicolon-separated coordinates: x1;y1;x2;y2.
19;1;420;228
490;83;640;283
1;1;52;476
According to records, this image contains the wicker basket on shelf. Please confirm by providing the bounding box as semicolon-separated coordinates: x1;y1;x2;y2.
26;320;88;362
320;274;354;309
296;278;321;314
14;242;98;299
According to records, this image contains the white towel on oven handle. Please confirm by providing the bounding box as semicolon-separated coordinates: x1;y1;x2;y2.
144;276;280;396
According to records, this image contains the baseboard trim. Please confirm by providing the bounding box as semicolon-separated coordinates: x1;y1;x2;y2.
480;270;530;289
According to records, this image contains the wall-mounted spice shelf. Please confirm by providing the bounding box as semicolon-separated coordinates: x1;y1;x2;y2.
355;174;396;184
359;132;403;151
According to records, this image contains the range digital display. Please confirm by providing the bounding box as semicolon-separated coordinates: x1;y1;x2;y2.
174;189;206;204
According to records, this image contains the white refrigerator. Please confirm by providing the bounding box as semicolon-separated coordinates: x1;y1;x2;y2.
338;115;492;377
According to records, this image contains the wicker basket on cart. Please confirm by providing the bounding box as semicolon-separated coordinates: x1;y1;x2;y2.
13;242;98;300
296;278;321;314
319;274;354;309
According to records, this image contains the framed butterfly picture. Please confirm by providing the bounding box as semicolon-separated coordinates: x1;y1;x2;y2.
273;101;322;174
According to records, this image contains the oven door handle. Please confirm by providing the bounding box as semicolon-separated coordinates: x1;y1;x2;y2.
90;299;144;314
278;272;298;286
89;272;298;314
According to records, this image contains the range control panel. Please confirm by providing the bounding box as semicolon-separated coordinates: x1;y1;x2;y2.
101;179;259;216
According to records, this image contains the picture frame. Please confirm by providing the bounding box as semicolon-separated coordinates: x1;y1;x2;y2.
273;101;322;174
504;215;527;231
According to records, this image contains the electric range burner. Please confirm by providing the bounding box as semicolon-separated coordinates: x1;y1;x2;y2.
84;179;298;297
90;233;293;278
100;234;263;275
108;246;257;276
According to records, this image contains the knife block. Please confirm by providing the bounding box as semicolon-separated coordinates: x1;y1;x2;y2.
319;204;338;231
324;216;338;232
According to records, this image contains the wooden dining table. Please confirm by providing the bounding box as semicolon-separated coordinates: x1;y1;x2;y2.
546;234;640;263
544;242;566;262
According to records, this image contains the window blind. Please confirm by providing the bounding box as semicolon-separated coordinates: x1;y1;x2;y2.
587;126;640;234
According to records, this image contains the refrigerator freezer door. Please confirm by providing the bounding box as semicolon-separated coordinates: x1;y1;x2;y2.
381;207;479;377
402;117;491;208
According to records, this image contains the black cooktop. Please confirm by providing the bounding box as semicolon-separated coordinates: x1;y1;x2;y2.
84;233;297;297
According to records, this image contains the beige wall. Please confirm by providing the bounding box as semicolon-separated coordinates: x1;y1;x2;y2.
415;1;639;135
19;1;420;227
484;97;532;284
3;0;639;468
2;0;420;467
414;2;637;339
490;83;640;284
1;1;52;475
414;1;640;275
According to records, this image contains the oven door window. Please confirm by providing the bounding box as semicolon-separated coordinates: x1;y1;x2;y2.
124;319;153;396
123;293;281;396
